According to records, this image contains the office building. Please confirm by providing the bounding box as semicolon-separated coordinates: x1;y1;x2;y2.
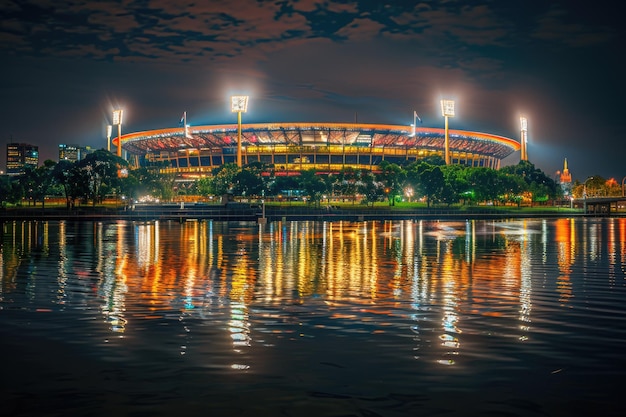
58;144;93;163
6;143;39;176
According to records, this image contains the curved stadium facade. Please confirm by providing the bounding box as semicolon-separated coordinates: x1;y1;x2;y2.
116;122;520;177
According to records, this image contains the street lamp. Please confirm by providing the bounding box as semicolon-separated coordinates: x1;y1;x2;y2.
520;116;528;161
583;176;595;199
440;99;455;164
106;125;112;152
231;95;249;168
582;176;595;213
112;109;124;157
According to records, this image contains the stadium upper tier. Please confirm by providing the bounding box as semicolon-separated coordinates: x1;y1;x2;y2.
115;122;521;172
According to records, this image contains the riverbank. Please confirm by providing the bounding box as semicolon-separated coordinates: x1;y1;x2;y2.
0;203;594;223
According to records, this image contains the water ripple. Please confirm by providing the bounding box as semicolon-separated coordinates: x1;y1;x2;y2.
1;218;625;416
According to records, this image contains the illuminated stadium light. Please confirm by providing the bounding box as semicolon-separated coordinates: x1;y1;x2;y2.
231;95;249;167
113;109;124;157
440;99;455;164
113;109;124;125
440;100;455;117
520;116;528;161
106;125;112;152
231;96;249;113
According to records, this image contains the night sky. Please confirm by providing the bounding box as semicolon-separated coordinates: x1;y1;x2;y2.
1;0;624;181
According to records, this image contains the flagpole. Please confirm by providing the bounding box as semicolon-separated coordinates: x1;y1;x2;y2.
183;111;190;138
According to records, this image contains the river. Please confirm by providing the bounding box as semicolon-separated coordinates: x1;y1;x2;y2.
1;218;624;416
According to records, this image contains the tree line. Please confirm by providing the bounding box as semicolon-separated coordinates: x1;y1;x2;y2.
6;149;620;209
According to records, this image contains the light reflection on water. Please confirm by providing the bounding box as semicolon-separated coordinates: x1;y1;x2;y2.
1;218;625;416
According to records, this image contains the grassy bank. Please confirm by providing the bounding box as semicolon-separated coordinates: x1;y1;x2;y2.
264;200;582;214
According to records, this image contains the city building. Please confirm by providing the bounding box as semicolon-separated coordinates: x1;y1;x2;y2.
115;122;521;179
6;143;39;176
58;144;93;163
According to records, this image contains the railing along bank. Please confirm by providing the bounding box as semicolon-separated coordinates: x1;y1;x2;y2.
0;204;590;222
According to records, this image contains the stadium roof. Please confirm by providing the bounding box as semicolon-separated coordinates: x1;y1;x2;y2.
116;122;521;160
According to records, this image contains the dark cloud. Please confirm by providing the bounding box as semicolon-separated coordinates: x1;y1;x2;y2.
0;0;624;180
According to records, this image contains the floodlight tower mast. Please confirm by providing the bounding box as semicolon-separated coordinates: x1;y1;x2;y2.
440;99;455;164
520;116;528;161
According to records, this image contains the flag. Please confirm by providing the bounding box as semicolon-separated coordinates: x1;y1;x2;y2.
414;111;422;124
179;111;186;127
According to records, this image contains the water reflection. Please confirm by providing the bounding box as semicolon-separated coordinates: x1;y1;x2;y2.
2;217;626;370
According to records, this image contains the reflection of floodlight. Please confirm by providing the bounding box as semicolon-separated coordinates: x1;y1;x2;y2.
113;109;124;157
231;95;249;167
106;125;112;152
440;99;455;164
520;116;528;161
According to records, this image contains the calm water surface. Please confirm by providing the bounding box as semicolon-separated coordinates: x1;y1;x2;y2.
1;218;625;416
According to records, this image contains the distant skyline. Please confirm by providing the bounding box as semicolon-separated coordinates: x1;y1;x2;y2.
1;0;624;181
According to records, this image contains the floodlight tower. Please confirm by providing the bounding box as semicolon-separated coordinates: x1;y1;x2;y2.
520;116;528;161
440;99;455;164
231;95;249;168
106;125;112;152
113;109;124;157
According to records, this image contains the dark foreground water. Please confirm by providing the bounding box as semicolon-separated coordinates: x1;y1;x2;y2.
1;218;624;417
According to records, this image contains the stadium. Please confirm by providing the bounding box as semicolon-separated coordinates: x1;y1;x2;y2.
114;122;521;178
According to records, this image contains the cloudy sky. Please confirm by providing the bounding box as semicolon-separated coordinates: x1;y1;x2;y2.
1;0;623;181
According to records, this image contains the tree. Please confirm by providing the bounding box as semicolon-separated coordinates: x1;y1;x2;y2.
233;168;265;197
196;177;215;198
0;175;23;206
405;162;422;200
465;167;500;204
497;172;526;206
419;165;445;207
17;160;56;208
156;173;177;201
299;169;326;207
75;149;128;206
376;161;405;206
500;161;558;205
440;165;468;206
211;163;240;196
604;178;622;196
336;168;359;204
323;173;338;200
357;170;381;207
127;167;161;200
19;167;39;206
119;174;140;205
420;155;446;166
52;159;76;208
268;175;301;198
